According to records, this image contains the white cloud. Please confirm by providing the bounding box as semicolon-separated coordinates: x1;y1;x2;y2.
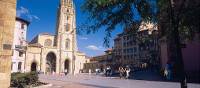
86;45;106;51
79;37;88;40
17;6;40;21
32;15;40;20
86;45;100;50
17;7;29;17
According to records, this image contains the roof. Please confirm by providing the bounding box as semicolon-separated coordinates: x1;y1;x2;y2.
28;43;43;48
16;17;30;25
39;33;54;36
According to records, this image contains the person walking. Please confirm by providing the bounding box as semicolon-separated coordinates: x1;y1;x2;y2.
95;68;98;75
64;69;68;75
165;62;172;80
125;66;131;79
108;66;111;76
119;66;123;78
89;69;92;75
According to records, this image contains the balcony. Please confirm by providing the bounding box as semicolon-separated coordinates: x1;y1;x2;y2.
15;45;27;52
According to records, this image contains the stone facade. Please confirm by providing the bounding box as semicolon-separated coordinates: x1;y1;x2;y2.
24;0;87;75
0;0;16;87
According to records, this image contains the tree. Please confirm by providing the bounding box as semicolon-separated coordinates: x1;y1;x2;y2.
81;0;200;88
81;0;155;47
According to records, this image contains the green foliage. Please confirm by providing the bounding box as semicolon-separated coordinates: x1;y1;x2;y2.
11;72;39;88
158;0;200;41
82;0;200;46
81;0;155;47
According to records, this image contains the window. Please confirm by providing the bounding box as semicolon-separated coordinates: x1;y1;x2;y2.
65;23;70;32
66;39;70;49
44;39;52;46
11;62;14;70
21;23;25;29
18;62;22;71
19;52;23;57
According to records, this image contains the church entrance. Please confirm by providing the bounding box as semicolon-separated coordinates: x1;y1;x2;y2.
31;62;37;72
46;52;56;74
64;59;69;73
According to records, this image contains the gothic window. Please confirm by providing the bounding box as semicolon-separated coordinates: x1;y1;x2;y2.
65;39;70;49
65;23;70;32
44;39;52;46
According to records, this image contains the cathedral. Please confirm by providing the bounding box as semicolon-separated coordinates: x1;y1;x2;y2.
19;0;87;74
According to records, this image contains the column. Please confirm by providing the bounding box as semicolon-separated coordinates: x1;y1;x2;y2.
0;0;16;87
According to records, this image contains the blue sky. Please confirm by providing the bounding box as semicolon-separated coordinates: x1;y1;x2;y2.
17;0;123;57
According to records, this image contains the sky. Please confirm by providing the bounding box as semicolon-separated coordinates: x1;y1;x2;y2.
16;0;123;57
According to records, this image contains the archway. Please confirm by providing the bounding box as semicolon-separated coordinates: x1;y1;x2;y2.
64;59;70;72
31;62;37;72
46;52;56;74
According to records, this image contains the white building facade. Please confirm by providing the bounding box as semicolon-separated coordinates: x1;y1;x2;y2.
11;17;30;73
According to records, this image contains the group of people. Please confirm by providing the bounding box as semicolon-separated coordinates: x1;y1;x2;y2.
118;66;131;79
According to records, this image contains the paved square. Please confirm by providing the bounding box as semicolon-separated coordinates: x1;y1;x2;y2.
39;74;200;88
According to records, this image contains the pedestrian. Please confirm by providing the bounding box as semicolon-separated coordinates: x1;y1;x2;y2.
106;66;110;77
89;69;91;75
119;66;123;78
164;67;168;78
165;62;172;80
118;66;122;78
64;69;68;75
125;66;131;79
108;66;111;76
95;68;99;75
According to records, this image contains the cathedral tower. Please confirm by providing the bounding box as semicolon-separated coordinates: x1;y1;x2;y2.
55;0;77;51
55;0;77;73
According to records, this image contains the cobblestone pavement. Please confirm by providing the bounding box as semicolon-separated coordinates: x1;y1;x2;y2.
39;74;200;88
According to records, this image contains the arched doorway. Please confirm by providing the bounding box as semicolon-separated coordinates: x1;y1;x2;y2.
31;62;37;72
46;52;56;74
64;59;70;72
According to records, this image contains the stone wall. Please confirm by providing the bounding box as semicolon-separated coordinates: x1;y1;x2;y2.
0;0;16;87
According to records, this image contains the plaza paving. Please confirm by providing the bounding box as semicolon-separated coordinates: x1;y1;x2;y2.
39;73;200;88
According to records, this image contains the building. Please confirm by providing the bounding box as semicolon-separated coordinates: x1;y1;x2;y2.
83;49;115;72
113;22;158;67
113;32;139;66
10;0;87;75
160;34;200;82
11;17;30;73
158;0;200;82
84;54;107;73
